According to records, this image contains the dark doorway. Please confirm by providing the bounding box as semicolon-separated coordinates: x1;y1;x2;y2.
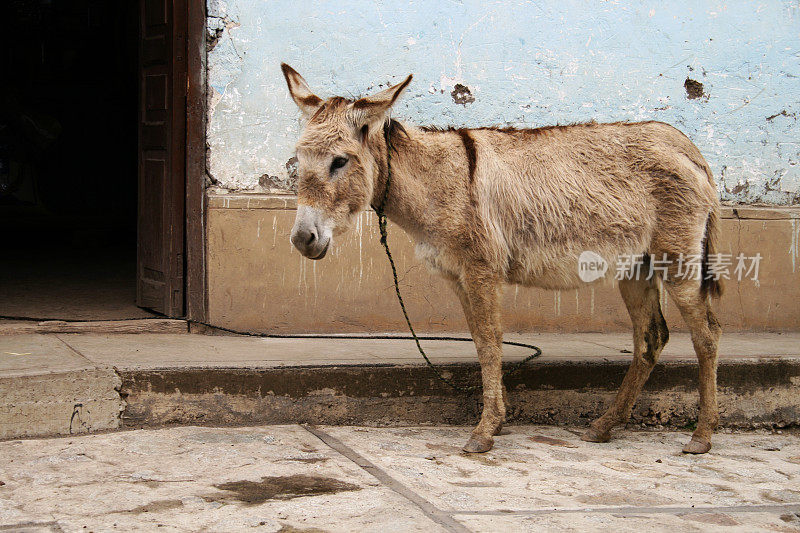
1;0;150;320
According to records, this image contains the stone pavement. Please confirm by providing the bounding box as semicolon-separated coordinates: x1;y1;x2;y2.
1;425;799;532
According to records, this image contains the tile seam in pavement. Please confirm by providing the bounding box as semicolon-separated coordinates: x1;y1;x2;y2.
451;502;800;517
302;424;473;533
0;521;63;531
52;334;96;367
582;340;624;351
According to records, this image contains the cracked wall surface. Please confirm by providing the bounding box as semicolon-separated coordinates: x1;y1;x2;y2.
206;0;799;204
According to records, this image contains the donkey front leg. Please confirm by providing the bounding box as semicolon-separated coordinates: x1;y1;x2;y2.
450;273;505;453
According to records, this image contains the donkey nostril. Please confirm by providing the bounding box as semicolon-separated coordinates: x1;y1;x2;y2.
306;230;317;245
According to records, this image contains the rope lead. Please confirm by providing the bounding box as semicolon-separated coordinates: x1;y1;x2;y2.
373;120;541;393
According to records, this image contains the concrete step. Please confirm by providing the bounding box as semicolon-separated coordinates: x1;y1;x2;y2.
0;318;188;335
1;332;798;439
0;334;124;439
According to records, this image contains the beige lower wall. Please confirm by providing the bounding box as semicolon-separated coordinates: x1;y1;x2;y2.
207;194;800;333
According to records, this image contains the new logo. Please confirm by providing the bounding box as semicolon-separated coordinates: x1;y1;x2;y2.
578;251;608;282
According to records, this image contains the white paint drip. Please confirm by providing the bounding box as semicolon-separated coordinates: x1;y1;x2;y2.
790;219;799;273
356;212;363;285
298;256;306;295
312;260;318;307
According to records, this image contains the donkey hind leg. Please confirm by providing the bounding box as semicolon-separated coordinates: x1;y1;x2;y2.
449;275;505;453
582;275;669;443
664;277;722;454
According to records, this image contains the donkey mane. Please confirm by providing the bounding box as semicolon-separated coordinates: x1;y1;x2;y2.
307;96;357;122
418;119;678;136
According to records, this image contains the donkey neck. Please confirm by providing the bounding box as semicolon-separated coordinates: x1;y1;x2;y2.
369;121;471;244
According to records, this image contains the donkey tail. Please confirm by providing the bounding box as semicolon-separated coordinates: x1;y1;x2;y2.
684;141;723;300
700;207;723;299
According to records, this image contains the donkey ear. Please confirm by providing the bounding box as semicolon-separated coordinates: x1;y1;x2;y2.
281;63;323;118
351;74;413;124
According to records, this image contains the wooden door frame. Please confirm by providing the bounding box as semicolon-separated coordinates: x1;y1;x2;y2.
185;0;207;322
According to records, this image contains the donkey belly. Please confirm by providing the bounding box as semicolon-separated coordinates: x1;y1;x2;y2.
506;233;652;291
506;251;589;290
412;209;653;290
509;262;583;290
496;188;657;290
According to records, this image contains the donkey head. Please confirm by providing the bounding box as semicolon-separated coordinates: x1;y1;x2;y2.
281;63;412;259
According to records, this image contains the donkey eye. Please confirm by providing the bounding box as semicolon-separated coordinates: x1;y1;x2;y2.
330;156;348;174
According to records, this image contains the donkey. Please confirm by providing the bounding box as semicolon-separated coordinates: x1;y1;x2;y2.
281;63;723;455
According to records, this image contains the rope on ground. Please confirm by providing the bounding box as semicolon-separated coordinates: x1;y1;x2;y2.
2;315;540;393
190;320;542;393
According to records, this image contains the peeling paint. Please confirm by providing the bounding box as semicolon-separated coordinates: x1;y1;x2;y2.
684;78;706;100
791;219;799;273
766;110;796;122
451;84;475;106
258;172;296;192
206;0;800;205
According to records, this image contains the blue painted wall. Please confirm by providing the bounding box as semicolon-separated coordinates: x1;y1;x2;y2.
207;0;799;204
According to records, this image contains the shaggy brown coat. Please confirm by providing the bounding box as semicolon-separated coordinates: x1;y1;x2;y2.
282;63;722;455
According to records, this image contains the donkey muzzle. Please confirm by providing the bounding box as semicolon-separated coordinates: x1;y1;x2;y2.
291;205;331;260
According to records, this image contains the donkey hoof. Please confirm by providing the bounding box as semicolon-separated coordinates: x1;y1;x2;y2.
492;424;505;436
580;427;611;443
462;435;494;453
682;437;712;454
